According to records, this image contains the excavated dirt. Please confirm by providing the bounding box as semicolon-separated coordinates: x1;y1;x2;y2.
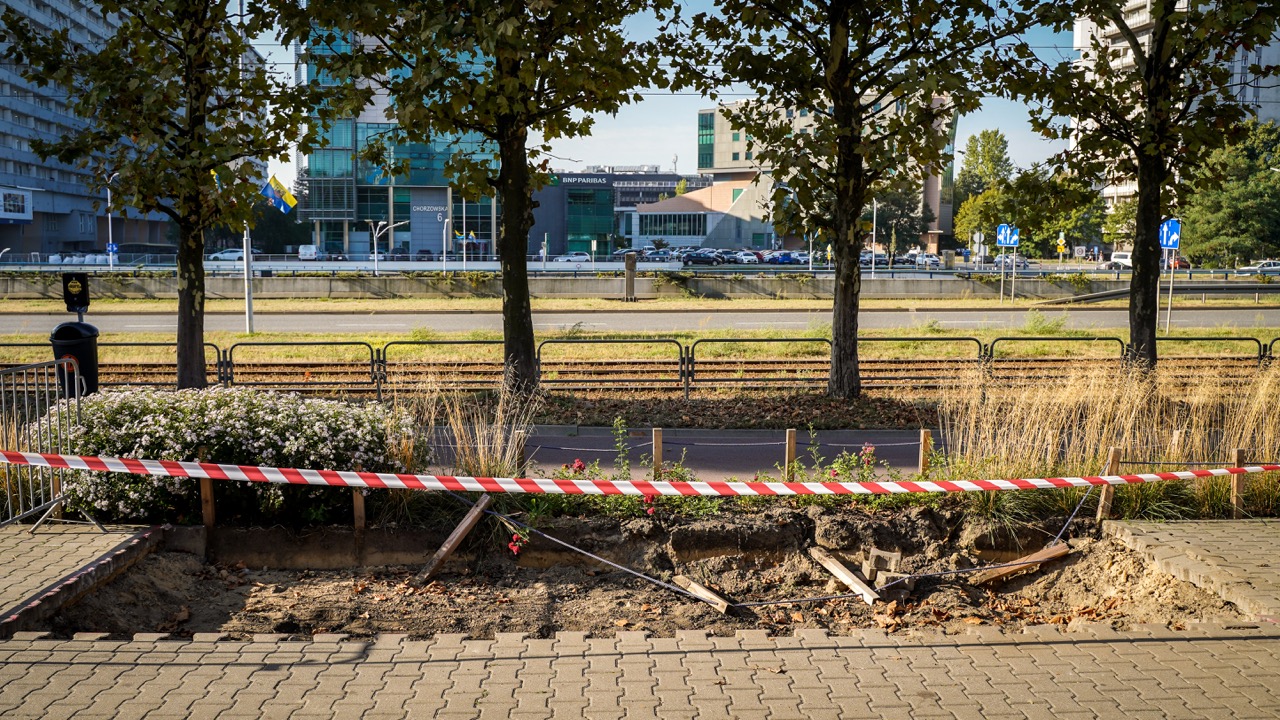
49;507;1241;639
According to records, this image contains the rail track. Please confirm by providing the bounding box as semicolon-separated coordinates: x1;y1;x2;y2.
4;354;1260;397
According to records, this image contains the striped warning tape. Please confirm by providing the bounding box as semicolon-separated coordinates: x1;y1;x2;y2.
1;450;1277;497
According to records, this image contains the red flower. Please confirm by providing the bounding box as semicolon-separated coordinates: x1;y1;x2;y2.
572;458;586;473
830;469;839;478
646;506;656;516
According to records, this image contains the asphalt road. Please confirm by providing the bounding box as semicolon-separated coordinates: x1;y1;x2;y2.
3;306;1280;335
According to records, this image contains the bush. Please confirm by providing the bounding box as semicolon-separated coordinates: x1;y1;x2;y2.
51;387;413;525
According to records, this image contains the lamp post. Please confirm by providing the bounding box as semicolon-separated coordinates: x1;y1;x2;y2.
368;219;409;277
441;218;451;274
871;198;877;278
105;172;119;269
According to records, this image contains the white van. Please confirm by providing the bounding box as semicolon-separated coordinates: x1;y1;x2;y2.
298;244;318;261
1110;251;1132;268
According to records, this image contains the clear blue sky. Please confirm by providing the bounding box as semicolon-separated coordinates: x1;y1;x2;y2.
258;20;1074;184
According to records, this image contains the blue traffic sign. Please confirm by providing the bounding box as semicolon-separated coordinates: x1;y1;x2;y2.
1159;218;1181;250
106;243;118;254
996;224;1020;247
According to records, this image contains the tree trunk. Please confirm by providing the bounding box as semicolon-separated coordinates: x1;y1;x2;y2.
495;123;538;393
828;232;863;399
175;222;207;389
1128;157;1165;368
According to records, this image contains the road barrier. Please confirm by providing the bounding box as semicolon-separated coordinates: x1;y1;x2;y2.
4;449;1279;498
0;360;82;529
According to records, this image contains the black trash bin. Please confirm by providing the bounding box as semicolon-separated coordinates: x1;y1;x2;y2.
50;322;99;397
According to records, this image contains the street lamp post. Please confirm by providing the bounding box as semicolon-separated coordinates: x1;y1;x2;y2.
441;218;451;274
368;219;409;277
105;172;119;269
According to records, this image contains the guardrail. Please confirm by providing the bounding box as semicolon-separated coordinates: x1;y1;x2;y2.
5;335;1280;396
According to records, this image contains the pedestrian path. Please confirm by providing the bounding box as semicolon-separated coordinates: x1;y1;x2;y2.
1106;519;1280;621
0;624;1277;718
0;525;157;638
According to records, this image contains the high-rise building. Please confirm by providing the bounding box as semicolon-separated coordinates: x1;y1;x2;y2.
0;0;169;258
1074;10;1280;207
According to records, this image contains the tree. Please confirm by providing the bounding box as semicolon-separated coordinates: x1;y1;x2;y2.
954;129;1015;209
274;0;668;392
1101;197;1138;249
667;0;1032;398
1;1;322;388
674;178;688;195
1180;120;1280;267
953;168;1103;258
863;184;935;256
1003;0;1280;366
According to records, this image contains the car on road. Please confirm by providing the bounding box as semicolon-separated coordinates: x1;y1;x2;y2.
611;248;639;258
206;248;264;261
732;251;760;264
553;251;591;262
766;251;803;265
1237;260;1280;275
914;253;942;268
643;249;674;260
682;250;724;266
993;254;1030;270
1162;256;1191;270
1097;260;1126;270
1110;251;1133;268
859;252;890;268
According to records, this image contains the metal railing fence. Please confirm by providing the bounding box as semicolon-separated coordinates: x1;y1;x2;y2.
0;359;80;529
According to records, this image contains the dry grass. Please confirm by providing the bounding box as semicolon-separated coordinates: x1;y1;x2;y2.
938;366;1280;520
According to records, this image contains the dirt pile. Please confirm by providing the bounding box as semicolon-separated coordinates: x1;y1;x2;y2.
49;508;1241;639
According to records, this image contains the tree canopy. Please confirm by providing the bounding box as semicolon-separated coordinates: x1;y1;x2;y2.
954;129;1015;209
1;0;324;388
953;167;1103;258
1180;120;1280;267
273;0;669;391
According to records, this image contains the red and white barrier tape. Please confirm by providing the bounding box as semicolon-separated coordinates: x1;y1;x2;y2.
2;450;1278;497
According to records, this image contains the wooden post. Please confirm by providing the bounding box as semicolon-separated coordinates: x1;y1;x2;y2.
513;430;528;477
652;428;663;482
784;429;797;482
197;445;215;531
413;494;493;585
352;489;366;531
1171;428;1185;456
918;429;933;476
1095;446;1121;522
1233;448;1247;520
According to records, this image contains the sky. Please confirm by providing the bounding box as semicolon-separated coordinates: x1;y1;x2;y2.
255;20;1076;186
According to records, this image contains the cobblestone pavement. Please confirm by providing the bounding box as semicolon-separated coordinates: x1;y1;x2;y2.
1106;519;1280;621
0;624;1278;719
0;526;150;631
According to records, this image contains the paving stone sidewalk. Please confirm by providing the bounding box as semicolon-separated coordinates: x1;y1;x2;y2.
0;624;1278;719
1105;519;1280;621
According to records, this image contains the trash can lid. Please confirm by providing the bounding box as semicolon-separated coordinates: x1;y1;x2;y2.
50;322;100;341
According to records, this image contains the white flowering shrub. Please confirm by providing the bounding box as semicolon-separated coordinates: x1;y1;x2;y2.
53;387;414;524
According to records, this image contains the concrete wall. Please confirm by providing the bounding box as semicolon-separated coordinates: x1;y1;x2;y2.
0;274;1132;300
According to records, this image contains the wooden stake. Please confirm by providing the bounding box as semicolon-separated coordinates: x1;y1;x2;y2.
1095;446;1121;522
197;445;215;531
784;429;797;482
807;547;880;605
673;575;731;614
413;493;493;585
352;489;366;531
1233;448;1247;520
652;427;663;481
918;429;933;476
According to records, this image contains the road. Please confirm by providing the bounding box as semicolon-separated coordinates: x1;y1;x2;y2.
3;306;1280;335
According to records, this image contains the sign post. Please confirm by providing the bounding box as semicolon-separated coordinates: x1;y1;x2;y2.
62;272;89;323
1159;218;1181;334
995;224;1019;303
1056;231;1066;269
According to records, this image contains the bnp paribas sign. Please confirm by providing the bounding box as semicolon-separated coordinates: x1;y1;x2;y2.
550;174;612;187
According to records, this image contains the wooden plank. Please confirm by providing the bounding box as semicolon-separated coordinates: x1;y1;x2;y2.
673;575;731;615
652;428;663;481
413;493;492;585
784;429;796;481
918;429;932;475
807;547;880;605
970;543;1071;586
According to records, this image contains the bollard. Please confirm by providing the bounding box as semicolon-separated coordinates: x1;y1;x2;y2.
785;429;797;482
352;462;366;532
918;429;932;476
1095;446;1121;522
1233;448;1247;519
652;427;663;481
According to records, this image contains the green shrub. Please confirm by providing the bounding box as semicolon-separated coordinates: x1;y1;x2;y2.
51;387;413;525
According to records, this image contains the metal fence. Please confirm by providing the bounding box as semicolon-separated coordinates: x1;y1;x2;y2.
0;359;81;530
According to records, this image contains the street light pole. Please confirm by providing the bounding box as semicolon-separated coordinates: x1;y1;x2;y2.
441;218;451;274
368;219;409;277
106;172;119;269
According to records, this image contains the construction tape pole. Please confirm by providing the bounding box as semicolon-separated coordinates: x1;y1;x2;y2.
3;450;1280;497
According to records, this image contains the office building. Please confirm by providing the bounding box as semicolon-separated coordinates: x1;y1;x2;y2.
0;0;169;258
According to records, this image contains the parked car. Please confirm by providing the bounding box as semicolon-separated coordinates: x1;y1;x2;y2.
733;250;760;264
1162;256;1190;270
914;253;942;268
859;252;889;268
207;248;263;261
1110;251;1133;268
1097;260;1125;270
553;251;591;262
611;248;639;258
643;249;674;260
682;250;723;266
767;251;803;265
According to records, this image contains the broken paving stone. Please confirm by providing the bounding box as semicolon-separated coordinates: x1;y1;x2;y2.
861;548;902;582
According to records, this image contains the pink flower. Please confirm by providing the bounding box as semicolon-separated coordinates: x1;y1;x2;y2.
646;507;656;516
572;458;586;473
830;469;839;478
508;542;521;555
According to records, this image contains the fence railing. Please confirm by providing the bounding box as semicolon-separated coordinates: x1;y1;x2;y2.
4;335;1280;396
0;359;80;529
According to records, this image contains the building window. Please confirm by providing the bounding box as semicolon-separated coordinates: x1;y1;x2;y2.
745;151;752;160
732;189;743;203
43;216;59;232
732;132;740;142
638;212;707;237
799;109;808;117
697;112;715;169
732;152;740;161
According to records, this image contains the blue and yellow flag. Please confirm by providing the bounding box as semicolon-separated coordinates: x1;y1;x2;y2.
261;175;297;214
454;230;464;240
468;231;477;241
